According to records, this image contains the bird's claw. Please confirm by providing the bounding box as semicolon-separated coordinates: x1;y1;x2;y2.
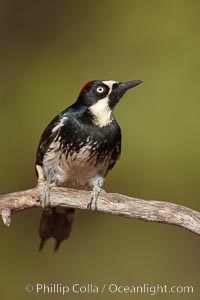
40;181;54;209
87;189;100;211
87;198;97;211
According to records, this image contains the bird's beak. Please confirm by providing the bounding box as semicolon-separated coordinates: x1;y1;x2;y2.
118;80;144;96
109;79;144;109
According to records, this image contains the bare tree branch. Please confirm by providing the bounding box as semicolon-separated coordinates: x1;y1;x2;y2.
0;166;200;236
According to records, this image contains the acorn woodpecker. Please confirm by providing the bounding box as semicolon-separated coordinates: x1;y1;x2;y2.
36;79;143;251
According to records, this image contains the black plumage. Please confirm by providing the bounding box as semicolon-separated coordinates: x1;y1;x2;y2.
36;108;121;173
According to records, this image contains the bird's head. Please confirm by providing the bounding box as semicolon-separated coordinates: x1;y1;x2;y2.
76;79;143;127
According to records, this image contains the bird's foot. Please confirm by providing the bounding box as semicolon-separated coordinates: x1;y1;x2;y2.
40;180;55;209
87;185;102;211
87;174;104;211
87;196;97;211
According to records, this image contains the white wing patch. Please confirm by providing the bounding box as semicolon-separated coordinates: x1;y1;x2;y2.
52;116;68;132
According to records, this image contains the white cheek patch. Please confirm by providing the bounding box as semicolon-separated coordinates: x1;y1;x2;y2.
89;97;112;127
89;80;118;127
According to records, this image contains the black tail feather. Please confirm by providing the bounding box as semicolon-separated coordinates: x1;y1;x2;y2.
39;207;75;251
39;238;47;251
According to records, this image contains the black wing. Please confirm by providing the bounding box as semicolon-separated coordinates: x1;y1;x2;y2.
35;113;65;167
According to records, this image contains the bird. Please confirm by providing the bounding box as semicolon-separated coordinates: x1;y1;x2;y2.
36;79;143;251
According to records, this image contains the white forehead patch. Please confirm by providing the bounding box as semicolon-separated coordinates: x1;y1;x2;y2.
102;80;118;91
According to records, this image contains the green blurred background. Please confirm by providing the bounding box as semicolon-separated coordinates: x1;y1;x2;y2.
0;0;200;299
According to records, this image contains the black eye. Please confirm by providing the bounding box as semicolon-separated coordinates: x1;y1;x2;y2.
96;86;105;94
